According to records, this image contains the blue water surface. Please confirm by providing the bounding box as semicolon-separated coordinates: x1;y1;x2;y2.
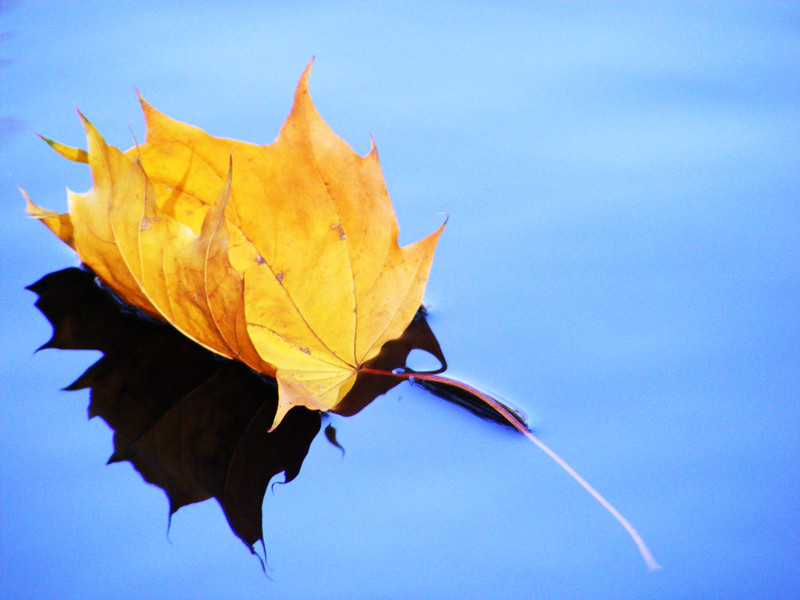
1;2;798;599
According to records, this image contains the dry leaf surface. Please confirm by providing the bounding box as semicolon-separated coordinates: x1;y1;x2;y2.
24;62;444;428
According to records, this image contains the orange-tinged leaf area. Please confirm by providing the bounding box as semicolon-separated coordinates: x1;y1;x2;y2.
25;62;444;429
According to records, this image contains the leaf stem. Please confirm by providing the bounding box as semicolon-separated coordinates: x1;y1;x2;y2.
359;367;661;571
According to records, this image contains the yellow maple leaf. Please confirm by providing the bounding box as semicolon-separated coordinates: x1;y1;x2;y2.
24;61;444;429
25;62;660;571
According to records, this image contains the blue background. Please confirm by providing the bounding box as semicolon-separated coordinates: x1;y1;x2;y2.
2;2;798;598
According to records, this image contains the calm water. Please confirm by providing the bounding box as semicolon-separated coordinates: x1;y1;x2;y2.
2;3;799;599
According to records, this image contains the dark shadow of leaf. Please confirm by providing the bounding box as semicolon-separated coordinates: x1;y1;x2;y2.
28;267;320;554
27;266;520;559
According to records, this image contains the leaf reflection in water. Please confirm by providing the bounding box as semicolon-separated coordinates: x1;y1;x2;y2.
28;267;320;560
27;267;516;563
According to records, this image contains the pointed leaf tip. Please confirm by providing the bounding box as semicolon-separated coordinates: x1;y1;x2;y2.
136;88;150;109
269;399;294;433
37;134;89;163
21;186;75;246
297;59;314;96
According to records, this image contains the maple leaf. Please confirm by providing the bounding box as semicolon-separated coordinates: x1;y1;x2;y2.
27;266;474;557
24;64;659;571
23;61;444;430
